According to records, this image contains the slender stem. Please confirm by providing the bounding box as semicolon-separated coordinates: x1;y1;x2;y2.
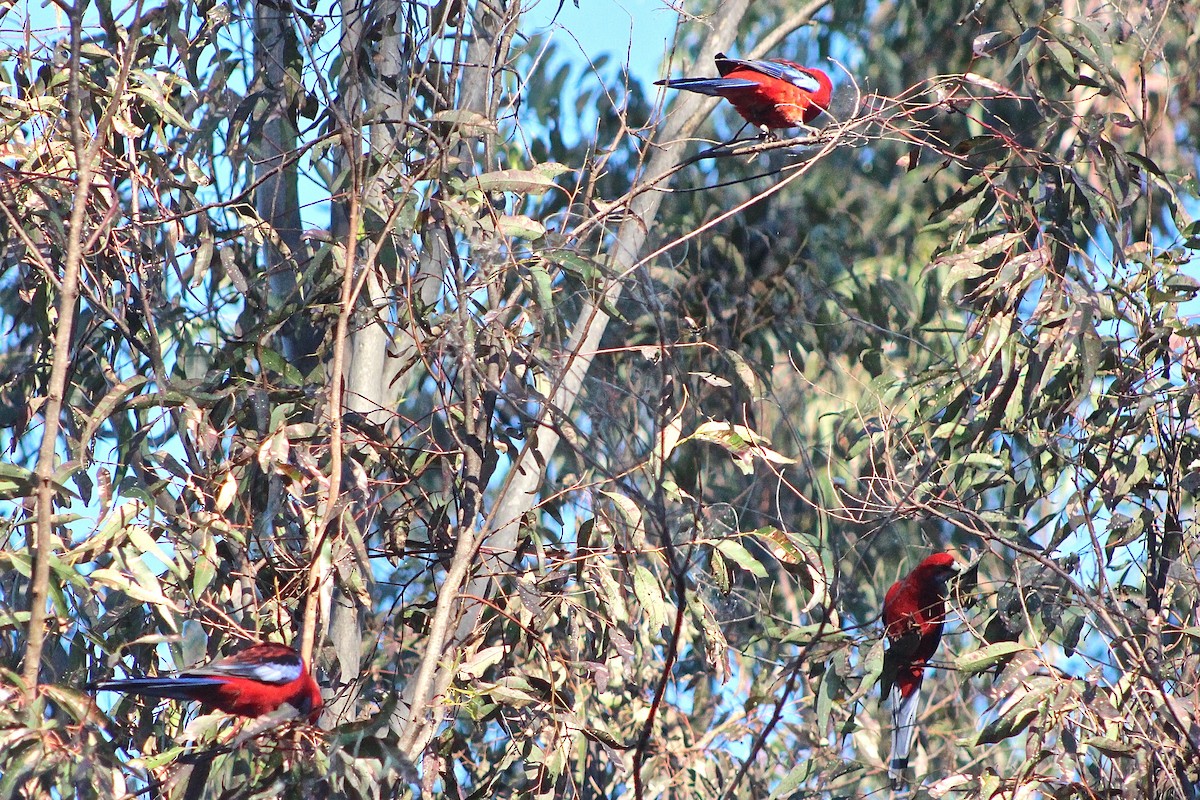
22;0;142;698
300;127;367;668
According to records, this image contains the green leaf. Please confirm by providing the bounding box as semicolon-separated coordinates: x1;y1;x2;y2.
0;462;36;500
0;738;41;800
255;346;305;387
756;526;805;565
78;375;148;464
0;608;31;629
91;566;183;619
709;548;731;594
714;539;769;579
542;250;607;283
725;350;764;401
527;260;556;326
956;641;1029;674
769;760;815;800
601;491;644;540
428;109;498;135
687;421;795;474
850;639;886;703
692;594;729;682
754;527;828;611
459;645;507;680
127;525;183;580
1084;735;1138;758
975;676;1055;745
632;565;667;631
483;675;541;707
975;702;1039;746
484;214;546;240
463;165;568;196
130;69;195;131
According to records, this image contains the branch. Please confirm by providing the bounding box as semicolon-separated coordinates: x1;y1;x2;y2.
22;0;143;699
391;0;520;757
389;0;758;759
746;0;833;61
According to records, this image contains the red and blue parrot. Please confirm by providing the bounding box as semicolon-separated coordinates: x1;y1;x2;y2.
92;641;323;721
880;552;961;788
656;52;833;132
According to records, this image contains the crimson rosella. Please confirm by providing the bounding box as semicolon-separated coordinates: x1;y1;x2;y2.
655;52;833;132
92;642;323;721
880;552;961;788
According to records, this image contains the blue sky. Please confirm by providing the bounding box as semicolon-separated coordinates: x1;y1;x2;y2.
10;0;678;76
525;0;677;83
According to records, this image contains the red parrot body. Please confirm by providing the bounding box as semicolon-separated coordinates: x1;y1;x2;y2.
880;552;960;788
92;642;322;721
655;53;833;131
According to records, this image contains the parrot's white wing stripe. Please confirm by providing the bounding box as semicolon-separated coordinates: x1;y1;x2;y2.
724;58;821;92
192;656;303;685
243;661;303;684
